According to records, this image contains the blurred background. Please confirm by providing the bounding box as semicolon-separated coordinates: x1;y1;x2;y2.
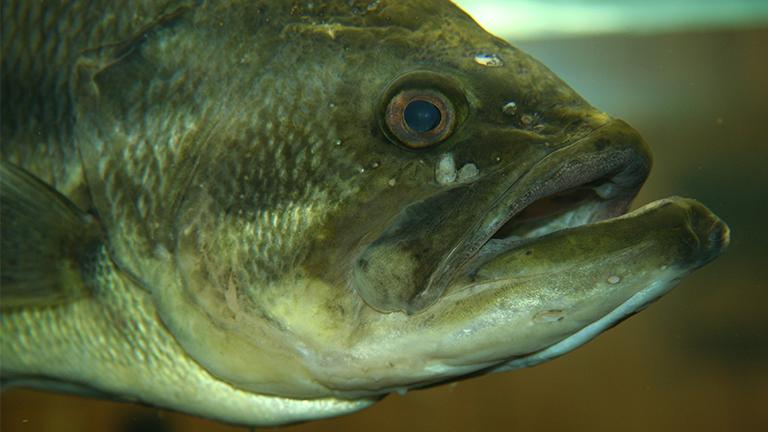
2;1;767;431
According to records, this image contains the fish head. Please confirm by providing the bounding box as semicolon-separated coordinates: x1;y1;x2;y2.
79;1;728;402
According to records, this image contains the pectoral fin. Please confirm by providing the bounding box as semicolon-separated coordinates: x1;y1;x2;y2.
1;161;100;308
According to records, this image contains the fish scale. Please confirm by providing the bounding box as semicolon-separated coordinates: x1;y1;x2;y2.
0;0;170;194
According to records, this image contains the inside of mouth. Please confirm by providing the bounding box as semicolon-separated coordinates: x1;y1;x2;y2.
491;178;617;242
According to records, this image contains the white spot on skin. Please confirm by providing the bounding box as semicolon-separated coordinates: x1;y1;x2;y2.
436;153;457;185
502;101;518;115
366;0;381;11
474;53;504;67
534;309;565;323
607;275;621;284
388;178;397;187
457;163;479;183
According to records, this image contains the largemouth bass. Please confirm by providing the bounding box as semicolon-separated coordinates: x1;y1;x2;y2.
0;0;729;426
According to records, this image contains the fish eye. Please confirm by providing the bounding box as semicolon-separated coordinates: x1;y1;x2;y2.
385;89;456;149
404;100;441;132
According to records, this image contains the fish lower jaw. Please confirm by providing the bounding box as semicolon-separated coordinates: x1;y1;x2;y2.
493;267;685;372
422;196;729;385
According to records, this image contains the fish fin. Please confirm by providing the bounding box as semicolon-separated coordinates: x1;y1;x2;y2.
0;161;101;308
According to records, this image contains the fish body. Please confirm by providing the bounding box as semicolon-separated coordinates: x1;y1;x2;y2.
0;0;728;426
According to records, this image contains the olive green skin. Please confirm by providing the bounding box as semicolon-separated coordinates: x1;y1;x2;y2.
0;0;728;426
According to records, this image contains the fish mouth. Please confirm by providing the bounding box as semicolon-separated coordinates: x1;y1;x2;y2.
421;118;731;373
428;118;654;302
466;168;637;279
314;119;729;397
422;118;730;368
475;176;626;265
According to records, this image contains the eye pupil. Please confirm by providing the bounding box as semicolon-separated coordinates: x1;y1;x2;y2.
403;100;442;133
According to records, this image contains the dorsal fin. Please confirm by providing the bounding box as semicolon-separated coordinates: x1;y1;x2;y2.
1;161;100;308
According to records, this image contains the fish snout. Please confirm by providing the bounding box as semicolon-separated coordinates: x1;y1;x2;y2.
677;197;731;267
577;115;653;207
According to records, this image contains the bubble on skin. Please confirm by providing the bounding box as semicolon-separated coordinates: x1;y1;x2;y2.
350;0;381;15
435;153;457;185
334;139;343;146
520;114;534;126
370;161;380;169
474;53;504;67
457;163;479;183
607;275;621;284
502;101;518;115
366;0;381;11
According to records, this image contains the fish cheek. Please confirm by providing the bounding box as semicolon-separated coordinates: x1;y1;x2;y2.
353;244;422;313
350;185;474;314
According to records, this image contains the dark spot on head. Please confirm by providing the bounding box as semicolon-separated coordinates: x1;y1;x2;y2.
595;138;610;151
525;250;533;256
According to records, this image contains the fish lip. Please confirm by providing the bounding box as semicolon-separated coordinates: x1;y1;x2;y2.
419;120;652;297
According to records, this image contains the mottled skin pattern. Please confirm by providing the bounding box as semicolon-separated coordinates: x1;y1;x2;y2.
1;0;728;426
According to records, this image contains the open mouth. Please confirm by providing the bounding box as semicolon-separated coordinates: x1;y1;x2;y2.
467;171;637;274
490;176;621;242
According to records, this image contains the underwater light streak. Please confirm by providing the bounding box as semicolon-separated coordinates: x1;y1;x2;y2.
453;0;768;39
